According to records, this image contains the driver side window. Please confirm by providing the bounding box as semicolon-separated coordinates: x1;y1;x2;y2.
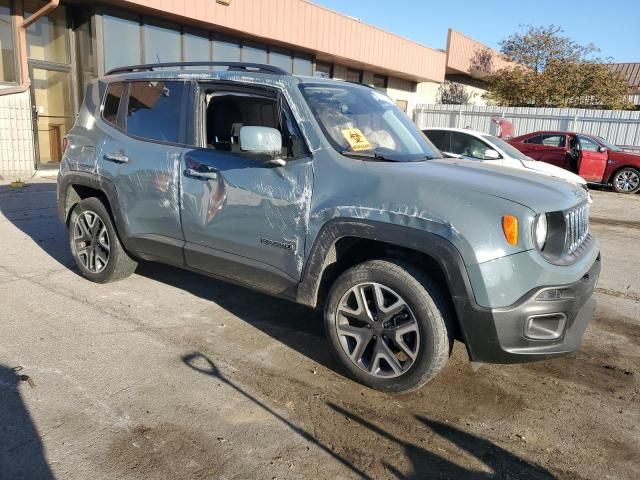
201;86;308;159
577;136;600;152
450;132;491;160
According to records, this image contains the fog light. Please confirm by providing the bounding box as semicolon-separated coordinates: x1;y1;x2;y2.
536;288;574;301
525;313;567;340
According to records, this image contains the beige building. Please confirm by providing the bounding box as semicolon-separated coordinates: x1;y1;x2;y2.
0;0;503;179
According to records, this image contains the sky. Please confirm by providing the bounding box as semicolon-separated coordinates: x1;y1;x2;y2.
312;0;640;63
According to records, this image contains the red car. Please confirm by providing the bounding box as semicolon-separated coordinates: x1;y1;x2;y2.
509;131;640;194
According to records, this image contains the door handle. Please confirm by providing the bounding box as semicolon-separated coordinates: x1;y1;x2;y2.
104;152;130;164
185;168;218;180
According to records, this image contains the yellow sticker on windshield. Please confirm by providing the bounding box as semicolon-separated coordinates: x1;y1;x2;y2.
341;128;372;151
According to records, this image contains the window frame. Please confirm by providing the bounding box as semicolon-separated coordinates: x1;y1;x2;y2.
100;78;191;147
195;81;311;161
0;0;20;85
100;81;126;129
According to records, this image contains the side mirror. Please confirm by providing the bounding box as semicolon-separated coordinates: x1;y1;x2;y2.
483;149;501;160
239;126;283;156
598;146;607;153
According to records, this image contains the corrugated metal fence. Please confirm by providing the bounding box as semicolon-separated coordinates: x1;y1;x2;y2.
414;104;640;152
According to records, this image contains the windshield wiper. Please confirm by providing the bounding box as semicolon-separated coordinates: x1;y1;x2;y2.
341;150;438;162
341;150;394;161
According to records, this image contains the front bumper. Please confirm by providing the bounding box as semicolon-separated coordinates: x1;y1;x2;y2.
458;253;601;363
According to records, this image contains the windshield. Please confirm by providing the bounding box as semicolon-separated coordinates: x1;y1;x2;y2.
595;136;622;152
482;135;531;162
299;83;441;161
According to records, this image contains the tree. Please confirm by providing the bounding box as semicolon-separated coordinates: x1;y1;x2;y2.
484;25;631;109
437;81;474;105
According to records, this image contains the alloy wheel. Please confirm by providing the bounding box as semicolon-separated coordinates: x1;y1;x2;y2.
614;170;640;192
73;211;110;273
335;282;420;378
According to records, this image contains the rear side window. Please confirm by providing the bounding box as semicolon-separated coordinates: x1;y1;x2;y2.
102;83;123;126
424;130;449;152
525;134;565;147
125;81;186;143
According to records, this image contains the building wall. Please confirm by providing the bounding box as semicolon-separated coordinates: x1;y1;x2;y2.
0;88;35;180
108;0;446;83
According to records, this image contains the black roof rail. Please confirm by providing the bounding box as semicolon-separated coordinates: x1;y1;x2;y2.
105;62;291;77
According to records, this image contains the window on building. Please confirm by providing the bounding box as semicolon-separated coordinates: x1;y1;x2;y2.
143;21;181;66
373;74;388;90
24;0;69;64
293;54;313;76
73;8;96;94
102;82;123;127
314;62;332;78
183;29;211;63
0;0;17;82
242;42;267;64
103;15;141;72
269;48;292;73
395;99;408;113
346;68;362;83
125;81;186;143
212;34;240;66
203;87;307;158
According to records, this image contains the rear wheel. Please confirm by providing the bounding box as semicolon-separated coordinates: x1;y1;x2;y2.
612;167;640;194
68;197;137;283
324;259;452;393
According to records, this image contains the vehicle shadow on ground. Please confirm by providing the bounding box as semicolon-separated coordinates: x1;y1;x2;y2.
136;261;336;371
0;182;74;270
0;365;55;479
182;352;555;480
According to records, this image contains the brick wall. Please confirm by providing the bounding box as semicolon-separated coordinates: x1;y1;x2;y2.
0;89;35;181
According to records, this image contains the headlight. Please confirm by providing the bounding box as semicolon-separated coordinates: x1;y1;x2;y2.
534;214;548;250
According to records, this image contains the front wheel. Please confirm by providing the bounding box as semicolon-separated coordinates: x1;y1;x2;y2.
324;259;452;393
612;167;640;194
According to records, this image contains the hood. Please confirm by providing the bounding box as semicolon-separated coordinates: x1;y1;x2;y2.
520;159;587;185
366;158;589;214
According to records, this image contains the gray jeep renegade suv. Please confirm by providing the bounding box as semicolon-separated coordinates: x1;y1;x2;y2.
57;62;600;393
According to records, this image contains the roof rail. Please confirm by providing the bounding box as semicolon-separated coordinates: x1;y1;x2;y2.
105;62;291;77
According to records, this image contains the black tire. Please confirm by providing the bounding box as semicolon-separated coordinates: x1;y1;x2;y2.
611;167;640;194
68;197;137;283
324;259;452;393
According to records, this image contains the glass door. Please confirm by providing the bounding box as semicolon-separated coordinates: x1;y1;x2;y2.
30;66;73;167
25;1;76;168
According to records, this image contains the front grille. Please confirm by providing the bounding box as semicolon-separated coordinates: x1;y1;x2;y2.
565;202;590;255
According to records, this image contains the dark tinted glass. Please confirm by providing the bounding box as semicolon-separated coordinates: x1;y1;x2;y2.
126;81;185;143
524;135;543;144
424;130;448;151
103;83;123;126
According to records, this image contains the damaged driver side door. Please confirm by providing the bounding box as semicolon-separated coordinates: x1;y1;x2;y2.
180;83;313;292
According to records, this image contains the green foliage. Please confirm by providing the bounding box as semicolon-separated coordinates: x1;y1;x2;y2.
484;25;632;110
